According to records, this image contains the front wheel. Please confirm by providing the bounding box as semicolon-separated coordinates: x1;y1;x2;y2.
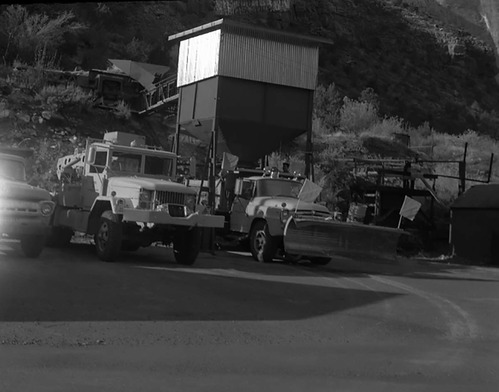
173;227;201;265
249;220;277;263
20;235;46;258
95;212;122;262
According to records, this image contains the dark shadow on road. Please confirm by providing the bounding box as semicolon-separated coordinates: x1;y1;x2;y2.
0;242;402;323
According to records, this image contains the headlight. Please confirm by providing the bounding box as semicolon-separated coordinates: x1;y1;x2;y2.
280;209;291;224
185;194;196;214
115;198;125;214
39;201;55;216
139;189;154;209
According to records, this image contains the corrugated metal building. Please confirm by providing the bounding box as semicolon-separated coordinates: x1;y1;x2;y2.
450;184;499;264
168;19;331;166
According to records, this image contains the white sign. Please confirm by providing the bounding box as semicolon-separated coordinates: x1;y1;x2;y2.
399;196;421;221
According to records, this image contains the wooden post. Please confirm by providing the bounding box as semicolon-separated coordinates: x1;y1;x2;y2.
458;142;467;194
305;90;314;180
208;121;218;211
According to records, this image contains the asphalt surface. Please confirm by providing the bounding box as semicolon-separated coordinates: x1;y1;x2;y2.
0;239;498;391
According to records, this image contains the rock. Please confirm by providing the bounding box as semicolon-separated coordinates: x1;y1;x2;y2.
0;109;10;118
41;111;52;120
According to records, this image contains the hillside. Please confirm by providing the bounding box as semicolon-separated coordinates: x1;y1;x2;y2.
1;0;499;190
266;0;499;136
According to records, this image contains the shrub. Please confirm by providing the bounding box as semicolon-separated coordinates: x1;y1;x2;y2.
113;100;131;120
36;83;93;112
0;5;86;65
339;97;379;134
313;83;342;132
361;116;406;139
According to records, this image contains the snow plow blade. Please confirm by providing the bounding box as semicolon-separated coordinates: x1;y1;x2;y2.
283;217;404;261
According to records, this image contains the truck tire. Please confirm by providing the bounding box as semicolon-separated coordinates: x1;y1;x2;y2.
46;227;73;247
249;220;276;263
173;227;201;265
309;257;331;265
20;235;46;258
95;212;122;262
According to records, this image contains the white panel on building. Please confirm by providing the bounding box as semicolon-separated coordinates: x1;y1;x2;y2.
177;29;221;87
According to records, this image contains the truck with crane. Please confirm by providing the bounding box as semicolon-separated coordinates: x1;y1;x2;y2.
48;131;225;264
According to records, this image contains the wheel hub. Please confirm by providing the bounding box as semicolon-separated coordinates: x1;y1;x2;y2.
254;229;266;251
97;222;109;249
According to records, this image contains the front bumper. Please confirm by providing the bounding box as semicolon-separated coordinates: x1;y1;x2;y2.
0;213;51;239
122;209;225;228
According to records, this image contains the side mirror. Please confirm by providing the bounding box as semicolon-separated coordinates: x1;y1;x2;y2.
87;147;96;165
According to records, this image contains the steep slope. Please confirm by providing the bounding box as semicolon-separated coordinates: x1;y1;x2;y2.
480;0;499;64
400;0;499;66
228;0;499;136
2;0;499;144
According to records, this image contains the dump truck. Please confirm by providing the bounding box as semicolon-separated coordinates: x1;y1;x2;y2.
0;149;55;258
49;131;224;264
204;167;404;263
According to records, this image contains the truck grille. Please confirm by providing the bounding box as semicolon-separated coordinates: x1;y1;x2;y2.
295;210;332;219
155;191;185;206
168;205;187;217
0;199;39;214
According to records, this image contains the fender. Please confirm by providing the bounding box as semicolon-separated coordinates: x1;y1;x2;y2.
259;207;285;237
87;196;131;234
90;196;134;215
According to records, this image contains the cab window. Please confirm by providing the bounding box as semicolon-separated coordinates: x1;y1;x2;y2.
90;150;108;173
144;156;173;176
240;180;255;199
110;151;142;173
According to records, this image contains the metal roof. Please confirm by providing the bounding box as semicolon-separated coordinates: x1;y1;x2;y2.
168;18;333;46
451;183;499;209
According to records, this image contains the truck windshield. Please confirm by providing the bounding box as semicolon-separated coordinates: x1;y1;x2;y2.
144;156;173;176
0;157;26;181
256;179;302;198
110;151;141;173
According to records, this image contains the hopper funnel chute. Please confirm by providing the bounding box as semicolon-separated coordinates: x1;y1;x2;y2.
108;59;170;91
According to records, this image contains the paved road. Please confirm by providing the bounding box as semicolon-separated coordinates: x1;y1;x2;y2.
0;239;498;391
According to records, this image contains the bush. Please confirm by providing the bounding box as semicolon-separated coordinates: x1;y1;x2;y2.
339;96;379;134
113;100;131;120
36;83;93;112
361;116;406;139
313;83;343;132
0;5;86;65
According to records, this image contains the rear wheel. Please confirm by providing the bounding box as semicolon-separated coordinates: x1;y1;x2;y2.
173;227;201;265
20;235;46;258
249;220;276;263
95;212;122;262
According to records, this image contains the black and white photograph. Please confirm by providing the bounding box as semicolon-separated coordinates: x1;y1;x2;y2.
1;1;498;391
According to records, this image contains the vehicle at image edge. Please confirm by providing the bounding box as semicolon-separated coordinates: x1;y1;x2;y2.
0;150;55;258
49;131;224;264
207;169;335;265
